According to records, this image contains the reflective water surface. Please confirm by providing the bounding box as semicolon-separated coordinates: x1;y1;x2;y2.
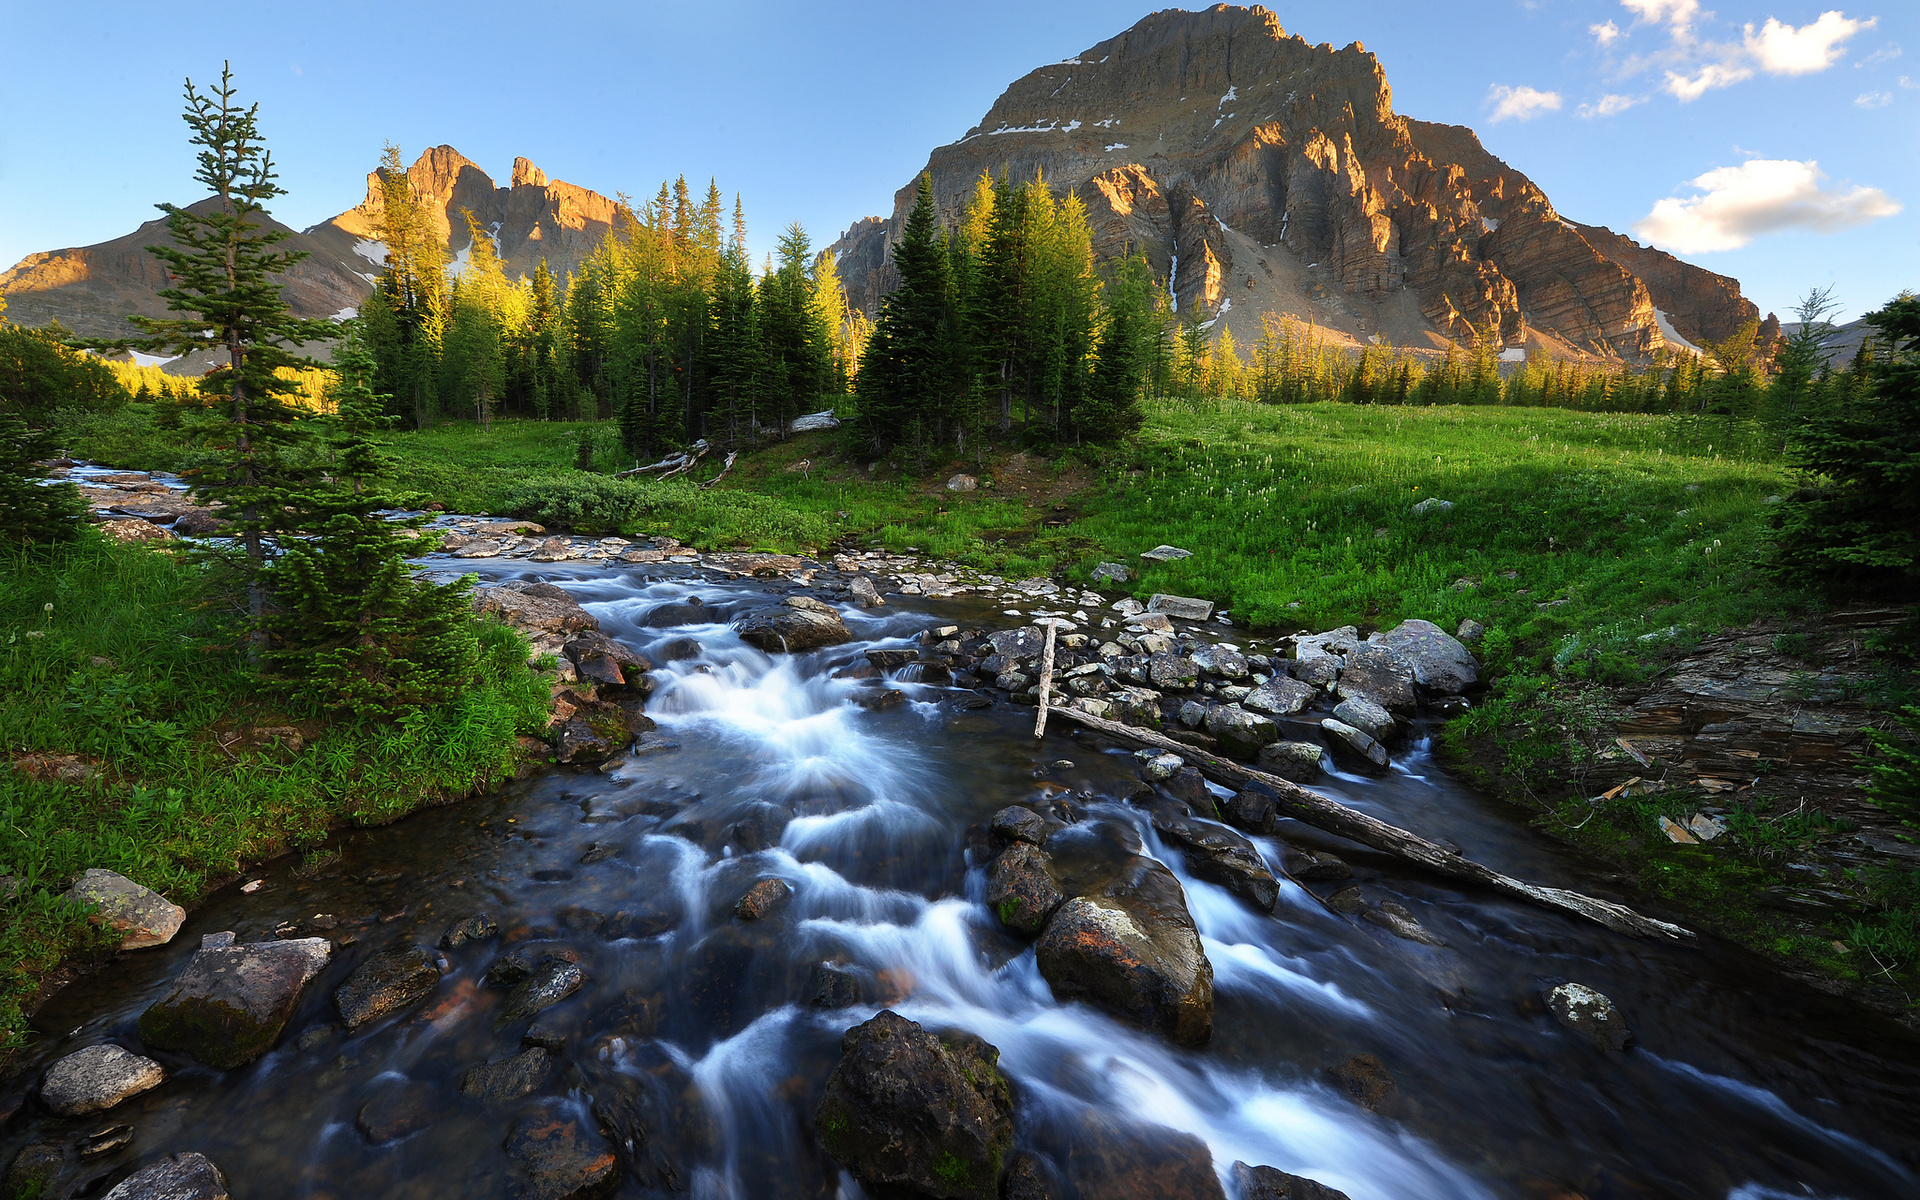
11;566;1919;1199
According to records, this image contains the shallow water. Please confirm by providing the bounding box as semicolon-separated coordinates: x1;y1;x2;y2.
9;565;1919;1199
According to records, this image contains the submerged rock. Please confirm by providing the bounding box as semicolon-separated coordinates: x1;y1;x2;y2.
815;1010;1014;1200
334;945;445;1031
356;1079;440;1143
101;1152;229;1200
499;960;587;1027
139;938;332;1069
1547;982;1633;1052
460;1046;551;1104
1035;856;1213;1046
38;1043;165;1116
734;595;851;653
63;869;184;950
506;1112;620;1200
733;878;794;921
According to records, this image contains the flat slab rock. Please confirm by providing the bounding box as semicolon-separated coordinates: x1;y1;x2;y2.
102;1153;229;1200
139;938;332;1069
734;595;850;653
64;869;185;950
39;1043;165;1116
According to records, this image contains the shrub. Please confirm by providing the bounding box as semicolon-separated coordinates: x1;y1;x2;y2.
0;324;129;420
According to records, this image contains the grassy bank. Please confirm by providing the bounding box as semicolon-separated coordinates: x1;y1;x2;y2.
0;538;549;1063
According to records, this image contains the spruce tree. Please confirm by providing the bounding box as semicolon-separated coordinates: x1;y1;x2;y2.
264;325;477;715
125;64;338;655
1772;294;1920;599
853;175;956;456
0;415;87;544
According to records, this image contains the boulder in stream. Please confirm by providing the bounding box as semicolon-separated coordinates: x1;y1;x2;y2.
505;1111;620;1200
815;1010;1013;1200
63;869;184;950
1035;856;1214;1046
460;1046;552;1104
985;842;1066;936
732;878;794;921
439;913;499;950
138;938;332;1069
1547;982;1633;1052
1233;1160;1354;1200
1243;676;1314;717
499;960;587;1027
734;596;850;653
334;945;445;1031
1321;719;1390;773
564;632;652;688
1203;704;1278;758
1375;618;1479;695
101;1152;229;1200
1335;644;1418;715
474;583;599;637
1136;799;1279;912
1065;1113;1226;1199
1332;695;1397;745
38;1043;165;1116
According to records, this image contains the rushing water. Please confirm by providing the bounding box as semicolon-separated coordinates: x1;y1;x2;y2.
9;564;1920;1199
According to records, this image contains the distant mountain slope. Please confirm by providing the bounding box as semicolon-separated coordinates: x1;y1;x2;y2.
0;148;621;355
827;4;1775;360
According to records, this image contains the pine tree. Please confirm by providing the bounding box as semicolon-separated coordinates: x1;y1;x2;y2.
1772;293;1920;599
362;144;447;428
126;64;338;656
0;414;87;544
853;175;957;456
265;324;478;715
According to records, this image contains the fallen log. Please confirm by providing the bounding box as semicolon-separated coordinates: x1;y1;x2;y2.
1032;620;1058;738
1050;706;1693;941
699;450;740;489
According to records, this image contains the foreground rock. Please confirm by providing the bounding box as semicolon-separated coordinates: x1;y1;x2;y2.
506;1112;620;1200
102;1153;228;1200
734;596;851;653
1335;644;1418;714
39;1044;165;1116
985;841;1065;935
1547;982;1633;1051
1136;799;1278;911
1321;718;1389;773
334;945;445;1030
474;582;600;637
499;959;587;1027
1066;1115;1227;1199
1035;856;1214;1045
139;938;332;1068
63;869;185;950
1233;1161;1354;1200
461;1046;551;1104
815;1010;1013;1200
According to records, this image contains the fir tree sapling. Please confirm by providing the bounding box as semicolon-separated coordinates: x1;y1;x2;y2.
0;415;87;545
264;325;478;715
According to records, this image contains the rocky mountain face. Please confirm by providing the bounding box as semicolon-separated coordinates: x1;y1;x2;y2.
0;148;620;351
828;4;1771;360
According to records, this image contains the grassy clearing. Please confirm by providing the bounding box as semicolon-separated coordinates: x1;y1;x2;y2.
0;538;548;1061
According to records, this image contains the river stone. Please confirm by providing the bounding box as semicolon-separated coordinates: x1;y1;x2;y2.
1547;982;1633;1051
1035;856;1213;1046
985;843;1065;936
334;945;444;1030
1376;619;1480;695
460;1046;551;1104
989;626;1046;662
815;1010;1014;1200
1139;800;1278;911
474;584;599;636
356;1079;440;1143
1004;1151;1064;1200
1189;642;1248;679
439;913;499;950
101;1153;228;1200
1204;704;1278;758
64;869;185;950
3;1139;63;1199
1321;719;1390;773
1288;653;1341;689
866;648;917;670
989;806;1047;847
1141;753;1184;782
564;632;652;688
1139;545;1191;562
139;938;332;1069
1363;899;1445;946
733;878;793;921
1233;1161;1353;1200
1066;1115;1226;1200
1147;652;1197;690
849;575;885;607
811;962;864;1009
1257;741;1326;783
499;960;586;1027
642;597;722;628
1091;562;1131;584
1178;699;1209;728
1159;767;1217;817
1146;594;1213;621
506;1112;620;1200
1332;695;1396;745
734;596;850;653
1243;676;1314;716
1335;645;1418;715
39;1043;165;1116
487;945;581;987
1223;784;1279;834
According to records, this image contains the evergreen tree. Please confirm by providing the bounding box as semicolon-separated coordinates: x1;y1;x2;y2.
1772;293;1920;599
0;414;87;544
1076;254;1156;441
265;324;478;715
125;64;337;654
853;175;957;456
362;144;447;428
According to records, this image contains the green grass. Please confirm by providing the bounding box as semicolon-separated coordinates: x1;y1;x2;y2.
0;538;549;1062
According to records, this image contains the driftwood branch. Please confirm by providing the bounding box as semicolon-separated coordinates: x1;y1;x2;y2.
1049;706;1694;941
1032;620;1059;738
699;450;740;489
657;442;711;481
615;440;712;478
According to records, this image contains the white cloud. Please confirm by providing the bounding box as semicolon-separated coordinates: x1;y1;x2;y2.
1855;90;1893;107
1579;93;1645;117
1591;20;1622;46
1665;61;1755;100
1623;0;1701;35
1744;12;1875;75
1633;159;1902;253
1487;84;1564;122
1904;74;1918;88
1856;42;1901;67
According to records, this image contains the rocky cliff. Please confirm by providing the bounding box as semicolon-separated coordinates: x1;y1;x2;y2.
827;4;1770;360
0;148;620;350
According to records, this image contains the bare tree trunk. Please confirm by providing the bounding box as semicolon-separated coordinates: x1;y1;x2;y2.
1032;620;1058;738
1046;707;1694;942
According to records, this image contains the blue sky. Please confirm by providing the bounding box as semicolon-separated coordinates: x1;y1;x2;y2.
2;1;1911;322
